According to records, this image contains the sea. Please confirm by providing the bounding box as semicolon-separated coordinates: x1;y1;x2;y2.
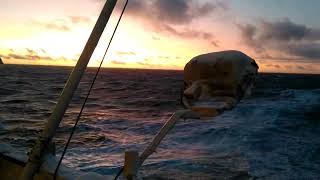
0;64;320;179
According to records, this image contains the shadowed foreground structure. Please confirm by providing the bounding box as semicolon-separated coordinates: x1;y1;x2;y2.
183;50;259;117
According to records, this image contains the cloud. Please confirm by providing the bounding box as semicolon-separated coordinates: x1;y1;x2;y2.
68;16;92;24
238;18;320;61
296;65;306;70
158;55;170;60
45;23;70;31
110;60;126;65
134;58;160;68
40;48;47;54
283;42;320;59
0;55;10;59
30;16;92;32
7;53;29;60
26;48;36;54
152;35;160;41
162;24;215;40
116;51;136;56
266;64;281;69
31;19;71;31
7;53;53;61
211;40;220;47
126;0;221;24
123;0;225;46
259;19;312;41
153;0;191;24
3;48;54;61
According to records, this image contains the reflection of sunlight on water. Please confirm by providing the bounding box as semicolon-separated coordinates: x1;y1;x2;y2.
1;65;320;178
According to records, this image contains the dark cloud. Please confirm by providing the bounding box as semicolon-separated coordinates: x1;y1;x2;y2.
127;0;223;24
274;64;281;69
136;62;161;68
237;23;260;51
4;48;54;61
284;65;293;69
296;65;306;70
26;48;36;54
60;56;77;62
284;42;320;59
7;53;53;61
136;62;147;66
260;19;310;41
7;53;29;60
211;40;220;47
257;54;302;61
136;59;159;68
0;55;10;59
195;2;220;17
123;0;225;46
153;0;191;24
266;64;315;72
238;18;320;44
238;18;320;61
124;0;146;16
2;48;79;63
162;24;213;40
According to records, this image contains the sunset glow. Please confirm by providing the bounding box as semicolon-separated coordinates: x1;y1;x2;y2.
1;0;320;73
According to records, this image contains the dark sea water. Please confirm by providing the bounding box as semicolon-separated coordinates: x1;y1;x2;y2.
0;64;320;179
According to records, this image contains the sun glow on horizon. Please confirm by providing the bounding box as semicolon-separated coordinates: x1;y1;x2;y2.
1;0;319;74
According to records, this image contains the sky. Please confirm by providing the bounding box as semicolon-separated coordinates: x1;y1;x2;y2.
0;0;320;73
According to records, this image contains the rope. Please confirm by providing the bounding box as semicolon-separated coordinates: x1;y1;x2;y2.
114;167;124;180
53;0;128;179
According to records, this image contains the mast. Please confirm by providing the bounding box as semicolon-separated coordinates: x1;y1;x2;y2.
20;0;118;179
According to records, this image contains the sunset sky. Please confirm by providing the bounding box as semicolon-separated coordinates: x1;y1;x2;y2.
1;0;320;73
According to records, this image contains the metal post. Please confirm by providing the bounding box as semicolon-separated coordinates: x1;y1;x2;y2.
20;0;118;179
138;110;190;166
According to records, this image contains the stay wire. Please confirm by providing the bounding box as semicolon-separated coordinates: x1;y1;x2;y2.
53;0;129;179
114;167;124;180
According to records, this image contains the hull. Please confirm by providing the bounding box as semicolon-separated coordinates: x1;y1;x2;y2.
0;144;112;180
0;153;60;180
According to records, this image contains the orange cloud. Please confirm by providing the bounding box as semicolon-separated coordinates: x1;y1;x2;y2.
29;16;92;32
116;51;136;56
0;48;78;63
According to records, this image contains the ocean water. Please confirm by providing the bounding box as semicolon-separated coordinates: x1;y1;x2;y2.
0;64;320;179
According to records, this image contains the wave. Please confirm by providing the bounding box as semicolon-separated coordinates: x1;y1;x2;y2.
0;88;22;96
1;66;320;179
0;99;30;104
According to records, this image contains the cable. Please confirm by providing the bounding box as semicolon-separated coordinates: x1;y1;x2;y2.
53;0;128;179
113;167;124;180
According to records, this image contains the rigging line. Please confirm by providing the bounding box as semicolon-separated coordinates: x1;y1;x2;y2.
114;166;124;180
53;0;129;179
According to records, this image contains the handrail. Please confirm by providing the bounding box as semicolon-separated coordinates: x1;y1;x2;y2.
122;110;192;180
139;110;190;166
